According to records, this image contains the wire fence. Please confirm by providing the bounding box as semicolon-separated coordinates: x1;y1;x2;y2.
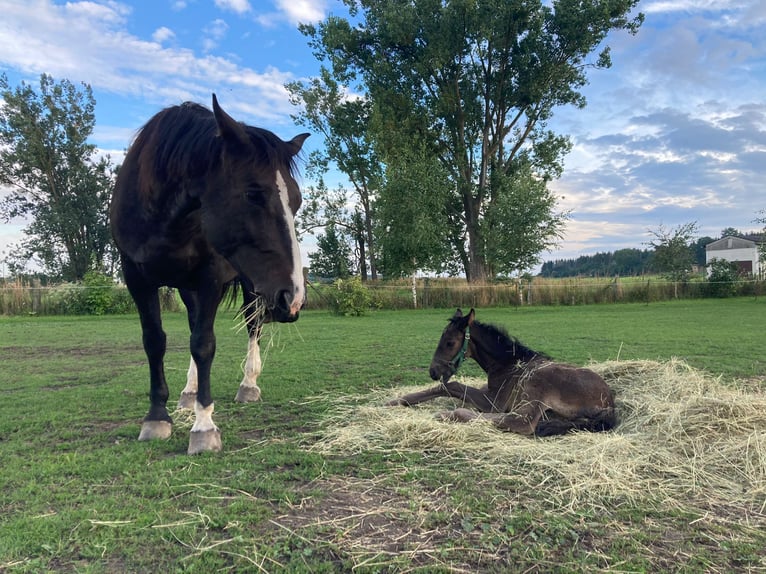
2;276;762;316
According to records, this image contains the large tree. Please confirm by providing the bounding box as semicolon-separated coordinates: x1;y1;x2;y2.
302;0;643;281
287;70;382;280
0;73;114;281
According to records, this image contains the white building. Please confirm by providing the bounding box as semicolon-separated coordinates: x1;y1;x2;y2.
705;235;763;277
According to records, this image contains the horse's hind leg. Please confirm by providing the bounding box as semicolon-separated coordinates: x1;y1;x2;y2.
177;289;199;409
235;304;263;402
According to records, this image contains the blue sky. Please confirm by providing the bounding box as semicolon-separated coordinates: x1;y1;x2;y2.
0;0;765;273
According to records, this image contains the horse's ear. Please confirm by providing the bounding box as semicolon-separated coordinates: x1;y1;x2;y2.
212;94;248;144
466;308;475;326
453;308;463;319
287;133;310;155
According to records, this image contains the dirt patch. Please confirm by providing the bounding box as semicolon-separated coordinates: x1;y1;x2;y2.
269;476;480;570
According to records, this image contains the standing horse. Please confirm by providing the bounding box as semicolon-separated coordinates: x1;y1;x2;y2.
110;95;309;454
388;309;616;436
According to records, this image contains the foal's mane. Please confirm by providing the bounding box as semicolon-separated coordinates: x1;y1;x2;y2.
469;320;551;363
132;101;300;200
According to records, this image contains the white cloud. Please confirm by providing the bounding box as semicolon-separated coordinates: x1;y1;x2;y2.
215;0;251;15
274;0;327;24
152;26;175;44
0;1;297;123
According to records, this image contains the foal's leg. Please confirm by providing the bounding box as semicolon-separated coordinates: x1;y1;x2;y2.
235;294;263;402
387;381;497;412
441;402;543;436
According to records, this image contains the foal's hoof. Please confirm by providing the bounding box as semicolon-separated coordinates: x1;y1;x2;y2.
177;392;197;410
436;408;477;423
235;385;261;403
187;429;222;455
138;420;172;441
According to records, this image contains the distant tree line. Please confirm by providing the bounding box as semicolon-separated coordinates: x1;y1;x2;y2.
540;235;721;278
540;248;654;277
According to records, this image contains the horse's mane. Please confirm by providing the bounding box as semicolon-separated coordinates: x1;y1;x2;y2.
131;102;300;200
470;320;551;363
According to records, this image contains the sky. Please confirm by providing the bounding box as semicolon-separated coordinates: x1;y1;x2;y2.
0;0;764;274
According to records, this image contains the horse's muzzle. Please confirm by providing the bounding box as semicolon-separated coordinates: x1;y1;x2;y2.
269;289;301;323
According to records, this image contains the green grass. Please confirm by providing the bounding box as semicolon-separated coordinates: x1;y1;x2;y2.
0;298;764;572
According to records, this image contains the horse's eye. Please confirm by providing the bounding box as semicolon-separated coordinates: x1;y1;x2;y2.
245;186;267;206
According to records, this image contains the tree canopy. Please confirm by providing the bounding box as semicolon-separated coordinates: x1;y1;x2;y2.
300;0;643;281
0;73;114;280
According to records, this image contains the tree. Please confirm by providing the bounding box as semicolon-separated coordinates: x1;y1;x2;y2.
0;74;114;280
287;70;382;280
308;223;354;279
375;142;457;277
647;222;699;297
302;0;643;281
692;236;714;267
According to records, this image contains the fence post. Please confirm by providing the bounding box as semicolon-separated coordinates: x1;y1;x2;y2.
32;278;41;314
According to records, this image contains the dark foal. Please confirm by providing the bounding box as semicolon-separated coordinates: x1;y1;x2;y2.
388;309;617;436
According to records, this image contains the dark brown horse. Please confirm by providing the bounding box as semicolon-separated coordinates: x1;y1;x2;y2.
110;95;309;454
388;309;617;436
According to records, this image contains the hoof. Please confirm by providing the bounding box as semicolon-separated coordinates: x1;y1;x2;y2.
436;408;477;423
188;429;222;455
235;385;261;403
138;420;172;441
177;392;197;410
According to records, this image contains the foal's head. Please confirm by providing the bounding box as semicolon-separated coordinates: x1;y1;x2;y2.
429;308;474;383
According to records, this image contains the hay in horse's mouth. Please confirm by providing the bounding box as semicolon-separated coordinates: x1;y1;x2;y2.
311;359;766;517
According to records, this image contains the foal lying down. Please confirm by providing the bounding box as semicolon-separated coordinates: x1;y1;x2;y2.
387;309;617;436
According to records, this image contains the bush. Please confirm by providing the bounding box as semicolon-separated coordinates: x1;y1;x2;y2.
706;259;738;298
330;276;377;316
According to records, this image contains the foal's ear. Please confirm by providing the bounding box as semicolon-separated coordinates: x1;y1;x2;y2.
466;308;475;326
453;308;463;319
212;94;248;145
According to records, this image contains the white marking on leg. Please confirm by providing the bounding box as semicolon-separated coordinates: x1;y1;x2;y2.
241;335;261;389
276;170;305;315
191;401;218;433
182;356;198;395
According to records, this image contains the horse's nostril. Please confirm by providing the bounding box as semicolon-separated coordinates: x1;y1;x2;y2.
278;289;293;309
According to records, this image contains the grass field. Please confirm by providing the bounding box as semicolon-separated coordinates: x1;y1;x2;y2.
0;298;764;572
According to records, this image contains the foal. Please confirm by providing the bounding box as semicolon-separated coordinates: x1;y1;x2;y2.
388;309;616;436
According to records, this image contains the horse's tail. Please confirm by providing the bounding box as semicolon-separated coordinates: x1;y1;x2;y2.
535;407;618;437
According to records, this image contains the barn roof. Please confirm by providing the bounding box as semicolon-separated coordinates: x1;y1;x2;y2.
706;235;760;251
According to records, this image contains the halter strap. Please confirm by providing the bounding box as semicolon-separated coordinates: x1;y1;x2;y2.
447;326;471;373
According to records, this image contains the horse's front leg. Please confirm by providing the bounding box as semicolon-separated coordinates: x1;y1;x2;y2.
124;271;172;441
186;289;224;455
235;312;263;403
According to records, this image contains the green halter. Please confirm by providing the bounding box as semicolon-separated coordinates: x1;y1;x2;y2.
447;326;471;373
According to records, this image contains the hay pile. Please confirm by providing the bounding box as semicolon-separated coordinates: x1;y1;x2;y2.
313;359;766;516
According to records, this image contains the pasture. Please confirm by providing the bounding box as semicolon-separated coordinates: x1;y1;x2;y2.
1;299;764;572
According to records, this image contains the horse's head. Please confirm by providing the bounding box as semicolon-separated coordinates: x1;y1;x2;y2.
429;308;475;383
201;94;309;323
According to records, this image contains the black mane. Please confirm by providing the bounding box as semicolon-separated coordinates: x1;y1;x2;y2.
471;320;550;363
133;102;299;200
